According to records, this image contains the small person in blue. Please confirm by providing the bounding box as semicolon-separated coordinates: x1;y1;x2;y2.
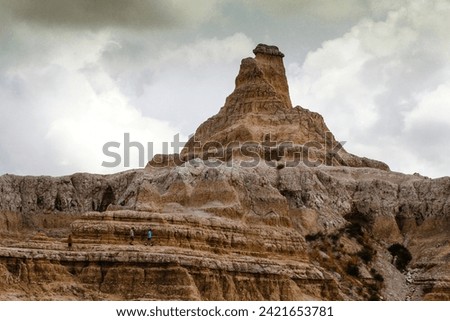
146;228;153;246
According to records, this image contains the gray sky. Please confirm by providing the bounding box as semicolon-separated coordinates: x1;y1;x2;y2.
0;0;449;178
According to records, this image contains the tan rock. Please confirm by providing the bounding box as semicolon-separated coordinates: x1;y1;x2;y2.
0;44;448;300
177;43;388;171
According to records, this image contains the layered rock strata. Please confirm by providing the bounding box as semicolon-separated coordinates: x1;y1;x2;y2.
0;44;448;300
179;44;388;171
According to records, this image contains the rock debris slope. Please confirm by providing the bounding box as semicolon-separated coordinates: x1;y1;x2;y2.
0;44;449;300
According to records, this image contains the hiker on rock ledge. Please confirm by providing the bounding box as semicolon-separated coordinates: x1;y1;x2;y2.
67;234;73;250
146;228;153;246
129;227;135;245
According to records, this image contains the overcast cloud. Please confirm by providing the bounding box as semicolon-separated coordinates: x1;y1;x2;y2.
3;0;219;29
290;0;450;177
0;0;448;178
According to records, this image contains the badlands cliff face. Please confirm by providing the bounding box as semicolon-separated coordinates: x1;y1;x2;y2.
0;44;449;300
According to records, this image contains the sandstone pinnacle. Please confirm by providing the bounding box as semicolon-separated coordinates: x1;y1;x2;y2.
178;44;389;171
252;43;291;109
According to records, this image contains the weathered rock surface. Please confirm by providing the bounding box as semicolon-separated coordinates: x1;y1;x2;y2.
180;44;388;171
0;44;448;301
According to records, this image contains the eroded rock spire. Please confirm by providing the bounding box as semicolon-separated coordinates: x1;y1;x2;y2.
232;43;292;111
252;43;292;109
157;44;388;171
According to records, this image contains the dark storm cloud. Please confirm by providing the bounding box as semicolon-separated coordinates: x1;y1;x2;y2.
2;0;197;29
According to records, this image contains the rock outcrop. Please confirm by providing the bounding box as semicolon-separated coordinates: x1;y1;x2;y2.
0;44;448;301
179;44;388;171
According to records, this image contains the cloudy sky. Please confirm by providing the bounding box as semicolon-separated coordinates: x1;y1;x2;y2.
0;0;449;178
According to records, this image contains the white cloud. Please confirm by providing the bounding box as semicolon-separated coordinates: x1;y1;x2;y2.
0;27;253;176
43;67;183;174
290;0;450;177
126;33;255;134
404;83;450;129
246;0;368;21
289;31;381;137
400;82;450;177
156;33;254;68
0;26;184;176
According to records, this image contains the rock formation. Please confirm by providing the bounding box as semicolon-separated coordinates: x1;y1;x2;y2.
179;44;388;171
0;44;448;301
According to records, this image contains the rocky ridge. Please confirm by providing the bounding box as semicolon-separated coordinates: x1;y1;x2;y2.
0;44;448;300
